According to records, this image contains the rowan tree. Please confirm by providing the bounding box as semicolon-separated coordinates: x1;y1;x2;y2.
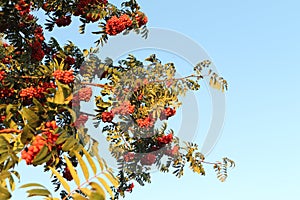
0;0;234;199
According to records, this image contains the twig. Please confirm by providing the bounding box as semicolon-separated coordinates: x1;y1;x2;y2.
0;129;22;134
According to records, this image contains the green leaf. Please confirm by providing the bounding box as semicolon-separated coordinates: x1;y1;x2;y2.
19;183;46;189
53;82;65;104
0;153;9;164
62;137;77;152
72;193;89;200
9;119;18;130
32;145;51;165
21;125;34;144
21;108;41;128
33;98;45;113
55;131;68;145
89;192;105;200
0;171;11;180
0;186;11;199
9;175;16;191
11;170;20;182
26;189;51;197
63;106;76;123
74;151;89;181
64;155;80;186
89;182;105;200
49;167;70;193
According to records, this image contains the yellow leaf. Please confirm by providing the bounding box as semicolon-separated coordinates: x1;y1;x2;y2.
74;151;89;181
64;155;80;187
19;183;46;189
72;193;89;200
83;49;89;57
92;144;104;171
89;182;105;200
26;188;51;197
214;81;221;90
104;172;119;188
49;167;70;193
0;185;11;199
82;149;97;175
97;177;113;198
80;188;92;196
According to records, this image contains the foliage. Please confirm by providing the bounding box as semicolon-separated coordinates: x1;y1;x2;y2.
0;0;234;199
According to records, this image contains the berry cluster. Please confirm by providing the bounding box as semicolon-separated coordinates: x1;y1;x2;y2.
117;182;135;194
105;14;133;35
44;121;59;147
74;114;89;128
53;70;74;84
0;115;6;123
51;54;75;68
137;93;143;101
21;135;46;165
159;107;176;120
135;12;148;27
157;133;173;145
85;13;101;23
126;183;134;192
102;111;114;122
140;153;156;165
20;87;38;99
70;95;80;107
112;101;135;115
55;16;72;27
41;2;53;12
20;82;55;99
136;116;155;128
0;88;14;98
2;43;8;48
78;87;93;102
1;55;12;64
123;152;135;162
30;40;45;61
21;121;59;164
45;121;58;129
34;26;45;42
165;145;179;157
14;0;31;16
133;78;149;92
64;56;76;66
74;0;108;18
63;167;73;181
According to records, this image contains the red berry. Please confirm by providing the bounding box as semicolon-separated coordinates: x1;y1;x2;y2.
135;12;148;27
136;116;155;128
53;70;74;84
78;87;92;102
140;153;156;165
105;14;132;35
157;133;173;145
102;111;114;122
124;152;135;162
160;107;176;120
74;114;89;127
111;101;135;115
63;167;73;181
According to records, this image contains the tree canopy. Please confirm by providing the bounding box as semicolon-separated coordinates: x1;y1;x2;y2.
0;0;234;199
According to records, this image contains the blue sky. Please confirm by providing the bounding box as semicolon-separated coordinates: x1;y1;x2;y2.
125;1;300;199
13;0;300;199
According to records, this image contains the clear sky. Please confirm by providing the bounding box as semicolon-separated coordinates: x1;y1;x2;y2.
12;0;300;199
